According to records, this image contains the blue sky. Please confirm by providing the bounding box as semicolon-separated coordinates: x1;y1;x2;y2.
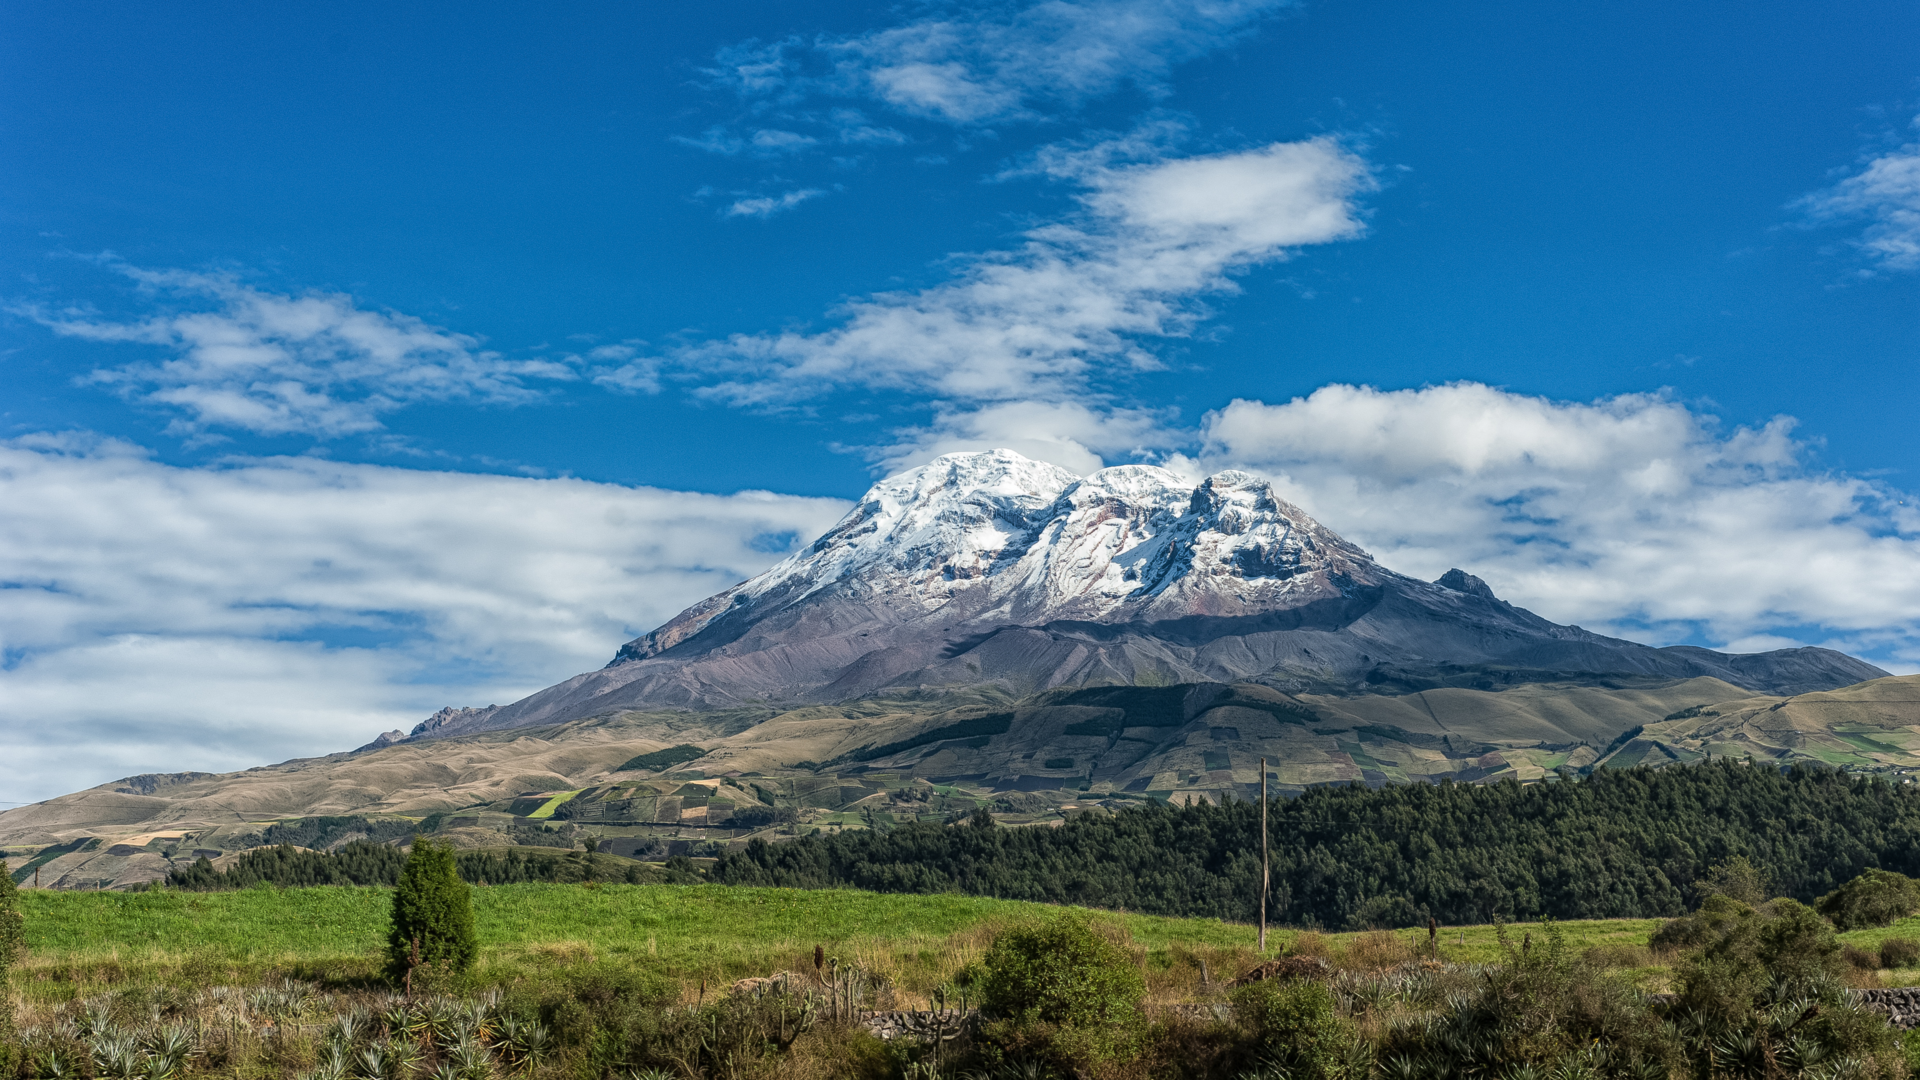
3;1;1920;803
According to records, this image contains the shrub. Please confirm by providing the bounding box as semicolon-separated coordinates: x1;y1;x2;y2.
1884;937;1920;969
972;915;1147;1075
1691;855;1771;906
1817;868;1920;930
1341;929;1413;970
386;839;477;983
978;916;1144;1029
1231;977;1354;1080
1842;944;1882;970
1673;896;1847;1034
1379;921;1676;1075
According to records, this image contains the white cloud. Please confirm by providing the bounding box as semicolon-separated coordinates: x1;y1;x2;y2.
1797;117;1920;271
630;136;1370;413
725;188;828;219
751;129;817;152
874;399;1180;475
709;0;1290;126
0;433;850;805
16;265;574;437
830;109;909;145
1194;382;1920;662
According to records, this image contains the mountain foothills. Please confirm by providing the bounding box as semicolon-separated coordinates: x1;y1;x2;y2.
4;449;1914;890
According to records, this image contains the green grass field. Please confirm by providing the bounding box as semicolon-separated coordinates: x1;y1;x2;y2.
10;883;1689;1007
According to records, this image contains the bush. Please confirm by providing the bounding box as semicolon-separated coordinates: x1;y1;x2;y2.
1884;937;1920;969
1673;896;1847;1034
1843;944;1882;970
386;839;477;983
1692;855;1771;906
1230;977;1354;1080
1817;868;1920;930
1377;921;1677;1076
979;916;1144;1029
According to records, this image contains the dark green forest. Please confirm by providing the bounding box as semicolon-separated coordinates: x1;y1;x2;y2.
711;762;1920;928
165;841;701;890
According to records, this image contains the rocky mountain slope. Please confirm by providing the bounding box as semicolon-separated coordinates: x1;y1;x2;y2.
414;449;1884;739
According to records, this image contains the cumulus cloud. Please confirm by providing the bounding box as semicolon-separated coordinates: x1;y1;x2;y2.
621;135;1371;416
0;433;850;804
725;188;828;219
707;0;1289;127
1193;382;1920;661
16;265;574;437
1796;117;1920;271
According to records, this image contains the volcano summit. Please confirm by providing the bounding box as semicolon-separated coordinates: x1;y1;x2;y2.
415;449;1883;740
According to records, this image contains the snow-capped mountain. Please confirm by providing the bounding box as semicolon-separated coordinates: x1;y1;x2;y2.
613;450;1375;665
412;449;1886;739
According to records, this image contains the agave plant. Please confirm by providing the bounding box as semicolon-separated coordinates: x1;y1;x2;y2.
1381;1054;1424;1080
1810;1056;1868;1080
328;1008;370;1049
143;1024;198;1066
88;1031;142;1079
357;1041;395;1080
444;1033;494;1079
422;996;462;1047
386;1035;426;1077
1349;977;1395;1016
35;1048;75;1079
1711;1030;1766;1080
513;1020;551;1072
77;998;117;1037
305;1043;353;1080
379;1002;419;1040
1782;1034;1830;1074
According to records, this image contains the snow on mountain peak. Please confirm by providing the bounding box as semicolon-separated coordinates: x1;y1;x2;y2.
616;449;1382;663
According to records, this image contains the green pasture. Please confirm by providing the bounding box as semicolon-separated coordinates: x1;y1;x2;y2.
9;883;1685;1005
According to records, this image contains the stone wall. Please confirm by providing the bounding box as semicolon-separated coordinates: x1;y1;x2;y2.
1850;987;1920;1029
859;1009;978;1043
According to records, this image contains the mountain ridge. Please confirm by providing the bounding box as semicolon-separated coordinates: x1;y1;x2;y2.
411;449;1885;741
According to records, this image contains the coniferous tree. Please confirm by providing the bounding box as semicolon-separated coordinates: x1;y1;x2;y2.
386;839;476;982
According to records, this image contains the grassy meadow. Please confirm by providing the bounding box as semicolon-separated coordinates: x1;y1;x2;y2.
10;882;1688;1009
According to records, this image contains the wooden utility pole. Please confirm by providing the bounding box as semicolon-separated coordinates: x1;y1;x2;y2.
1259;756;1269;954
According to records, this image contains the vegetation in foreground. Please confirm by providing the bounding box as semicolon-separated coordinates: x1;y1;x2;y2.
23;850;1920;1077
6;875;1920;1078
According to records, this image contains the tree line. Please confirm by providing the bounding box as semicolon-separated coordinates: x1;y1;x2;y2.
710;761;1920;929
165;840;702;889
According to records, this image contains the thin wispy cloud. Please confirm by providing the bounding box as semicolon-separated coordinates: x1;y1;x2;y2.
1797;116;1920;272
706;0;1290;128
725;188;828;218
601;132;1372;466
0;432;850;803
16;264;574;438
